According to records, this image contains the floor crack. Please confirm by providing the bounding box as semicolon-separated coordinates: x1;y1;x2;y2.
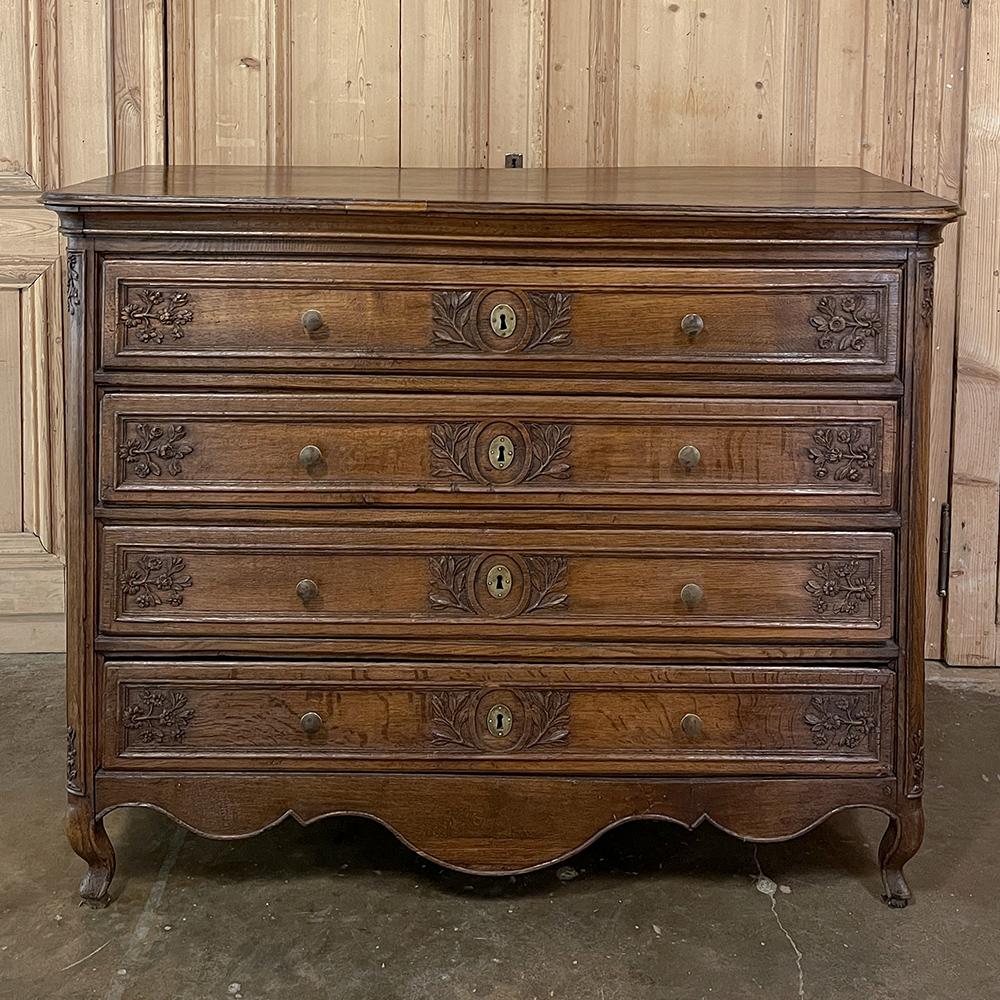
753;845;805;999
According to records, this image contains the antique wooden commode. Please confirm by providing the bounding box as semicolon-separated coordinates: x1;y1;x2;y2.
44;166;960;907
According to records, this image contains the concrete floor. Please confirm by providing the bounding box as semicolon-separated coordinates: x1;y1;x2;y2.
0;657;997;1000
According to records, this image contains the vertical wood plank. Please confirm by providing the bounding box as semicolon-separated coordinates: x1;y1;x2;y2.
813;0;867;166
912;0;969;660
782;0;818;166
946;0;1000;665
618;0;786;167
0;289;23;531
0;0;30;181
112;0;166;170
289;0;399;166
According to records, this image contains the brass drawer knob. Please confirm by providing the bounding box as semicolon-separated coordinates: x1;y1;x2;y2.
300;711;323;735
678;444;701;469
298;444;323;468
301;309;325;334
296;578;319;603
681;313;705;337
681;712;703;738
680;582;704;608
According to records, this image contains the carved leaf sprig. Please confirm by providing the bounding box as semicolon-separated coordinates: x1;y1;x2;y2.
123;688;195;744
66;253;82;317
524;556;569;613
66;726;79;787
120;288;194;344
809;295;883;352
428;555;476;613
807;426;876;482
430;422;475;480
431;290;478;348
521;692;570;749
525;292;572;350
804;560;877;616
804;696;876;750
122;554;193;609
119;423;193;478
524;424;572;481
429;691;479;748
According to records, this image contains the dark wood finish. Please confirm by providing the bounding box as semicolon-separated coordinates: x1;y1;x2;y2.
44;165;960;908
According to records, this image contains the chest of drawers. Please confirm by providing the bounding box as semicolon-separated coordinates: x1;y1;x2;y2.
44;166;960;908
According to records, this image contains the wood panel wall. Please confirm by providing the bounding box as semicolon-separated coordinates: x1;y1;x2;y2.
0;0;992;664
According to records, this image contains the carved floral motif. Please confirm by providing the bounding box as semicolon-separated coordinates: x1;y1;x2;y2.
807;426;877;482
123;688;195;744
430;421;572;482
121;554;193;609
119;423;193;478
919;262;935;324
430;690;570;751
120;288;194;343
430;290;572;351
66;252;82;317
66;726;80;789
809;295;883;352
804;560;877;616
804;695;877;750
428;555;569;615
909;728;925;796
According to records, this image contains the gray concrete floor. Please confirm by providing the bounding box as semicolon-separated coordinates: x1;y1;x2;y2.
0;656;998;1000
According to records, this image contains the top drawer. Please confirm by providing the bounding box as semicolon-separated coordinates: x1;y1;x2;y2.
101;262;902;380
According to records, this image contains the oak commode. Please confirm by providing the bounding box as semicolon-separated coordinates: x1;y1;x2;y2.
43;165;960;908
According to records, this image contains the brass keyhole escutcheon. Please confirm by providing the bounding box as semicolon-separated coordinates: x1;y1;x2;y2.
486;703;514;738
488;434;515;470
489;303;517;338
486;564;513;599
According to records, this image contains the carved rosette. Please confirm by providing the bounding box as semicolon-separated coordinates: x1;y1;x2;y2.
119;287;194;343
119;423;193;478
807;425;877;483
430;421;572;484
66;726;81;792
123;688;195;744
804;695;877;750
428;554;569;616
430;289;572;351
804;559;877;616
121;553;193;609
430;690;570;752
909;728;925;797
809;294;883;352
66;252;82;317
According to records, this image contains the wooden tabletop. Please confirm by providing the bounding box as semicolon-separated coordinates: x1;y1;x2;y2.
43;166;960;221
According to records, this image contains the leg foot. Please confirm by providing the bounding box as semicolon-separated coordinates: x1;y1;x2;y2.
878;799;923;909
66;796;116;907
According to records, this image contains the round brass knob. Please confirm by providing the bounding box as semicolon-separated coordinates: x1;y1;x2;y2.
678;444;702;469
300;711;323;735
681;313;705;337
298;444;323;468
680;582;704;608
301;309;325;334
681;712;703;738
296;578;319;602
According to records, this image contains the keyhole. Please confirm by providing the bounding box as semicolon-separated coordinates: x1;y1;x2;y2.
486;702;513;737
485;563;513;599
489;303;517;338
488;434;515;471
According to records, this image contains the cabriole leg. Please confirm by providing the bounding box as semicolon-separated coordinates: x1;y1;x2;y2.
878;798;924;909
66;797;116;908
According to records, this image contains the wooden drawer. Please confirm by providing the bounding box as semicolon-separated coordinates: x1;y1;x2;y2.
102;261;901;379
100;393;898;511
99;526;895;643
101;661;894;776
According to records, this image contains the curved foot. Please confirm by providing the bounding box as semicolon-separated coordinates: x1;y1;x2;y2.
878;799;923;909
66;796;116;907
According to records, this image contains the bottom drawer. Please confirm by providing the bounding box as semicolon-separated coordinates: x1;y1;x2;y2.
102;661;894;777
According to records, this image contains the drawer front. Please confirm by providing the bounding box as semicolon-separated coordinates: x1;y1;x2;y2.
101;661;893;776
102;261;901;378
100;393;898;511
100;526;895;642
